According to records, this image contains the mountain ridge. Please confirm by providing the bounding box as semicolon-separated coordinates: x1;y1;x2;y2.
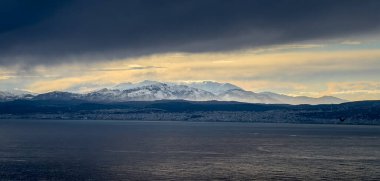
1;80;347;105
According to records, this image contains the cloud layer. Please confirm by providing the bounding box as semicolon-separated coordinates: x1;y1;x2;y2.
1;0;380;66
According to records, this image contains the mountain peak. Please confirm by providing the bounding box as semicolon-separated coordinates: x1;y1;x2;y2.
183;81;242;95
114;80;162;90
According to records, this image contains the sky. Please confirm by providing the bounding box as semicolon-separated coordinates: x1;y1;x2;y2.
1;0;380;101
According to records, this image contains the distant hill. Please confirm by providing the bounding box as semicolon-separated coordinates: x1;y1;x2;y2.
0;99;379;125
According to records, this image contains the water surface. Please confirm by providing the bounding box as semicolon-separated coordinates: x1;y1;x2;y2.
0;120;379;180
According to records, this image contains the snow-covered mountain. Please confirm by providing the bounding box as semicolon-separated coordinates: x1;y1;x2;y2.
259;92;346;105
181;81;242;95
5;80;347;104
121;83;216;101
0;91;18;101
113;80;161;90
87;83;216;101
219;89;281;104
219;90;346;104
114;80;241;94
0;90;34;102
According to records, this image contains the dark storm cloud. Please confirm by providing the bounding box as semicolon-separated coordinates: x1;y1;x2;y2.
0;0;70;33
1;0;380;66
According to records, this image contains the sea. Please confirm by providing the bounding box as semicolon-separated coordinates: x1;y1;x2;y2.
0;119;379;180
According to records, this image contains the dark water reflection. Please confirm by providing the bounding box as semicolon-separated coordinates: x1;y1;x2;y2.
0;120;379;180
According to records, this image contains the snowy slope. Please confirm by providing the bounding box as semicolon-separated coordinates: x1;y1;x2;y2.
113;80;160;90
182;81;242;95
0;91;34;101
218;89;281;104
84;83;216;102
